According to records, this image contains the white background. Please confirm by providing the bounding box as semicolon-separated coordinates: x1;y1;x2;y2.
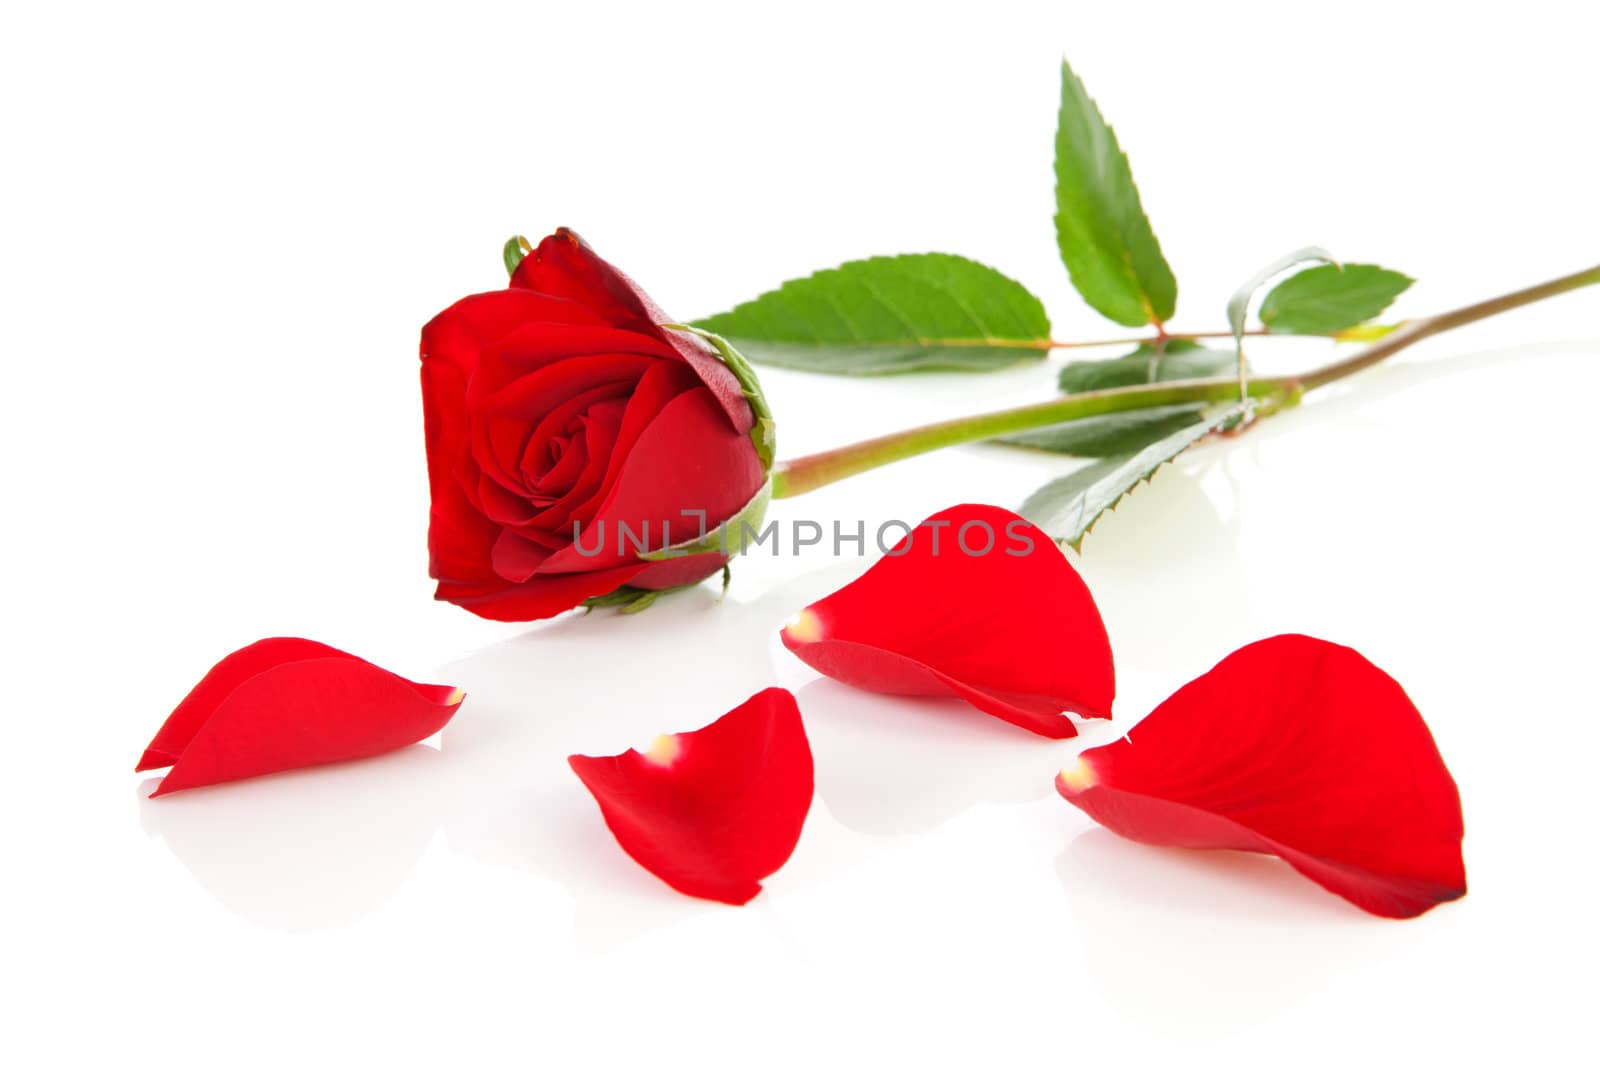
5;1;1598;1062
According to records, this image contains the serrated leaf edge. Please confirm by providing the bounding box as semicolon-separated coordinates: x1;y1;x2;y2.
694;253;1051;353
1022;403;1250;551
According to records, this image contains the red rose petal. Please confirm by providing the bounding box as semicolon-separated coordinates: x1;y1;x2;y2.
562;360;699;529
512;229;753;433
433;563;647;621
421;288;609;378
510;383;624;489
568;687;813;905
1055;634;1466;918
539;387;765;573
139;638;465;797
468;359;648;497
780;504;1114;738
483;322;681;376
421;333;503;587
529;398;627;529
477;353;658;421
489;528;553;584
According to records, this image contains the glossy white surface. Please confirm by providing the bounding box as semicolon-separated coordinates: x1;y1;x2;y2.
6;2;1598;1062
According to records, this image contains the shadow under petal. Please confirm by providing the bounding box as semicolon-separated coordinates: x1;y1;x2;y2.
794;675;1078;837
1056;828;1377;1038
447;778;714;954
137;744;446;932
439;583;784;767
434;584;803;950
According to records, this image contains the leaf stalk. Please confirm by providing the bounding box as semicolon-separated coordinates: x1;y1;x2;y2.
770;264;1600;499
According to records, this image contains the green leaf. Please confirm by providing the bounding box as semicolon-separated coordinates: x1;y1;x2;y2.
1057;340;1234;393
996;341;1237;458
1259;263;1414;334
1019;403;1249;549
1054;58;1177;327
692;253;1051;375
1002;405;1208;458
1218;246;1337;407
1226;246;1336;345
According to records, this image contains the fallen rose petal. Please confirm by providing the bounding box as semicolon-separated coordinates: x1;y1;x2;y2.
139;638;464;797
1055;634;1466;918
568;687;813;905
780;503;1113;738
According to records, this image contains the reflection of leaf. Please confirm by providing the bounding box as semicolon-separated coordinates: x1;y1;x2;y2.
1261;264;1414;334
1053;58;1177;327
998;341;1236;458
693;253;1050;374
1020;404;1249;549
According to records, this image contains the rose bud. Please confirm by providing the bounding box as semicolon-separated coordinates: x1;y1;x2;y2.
421;229;773;621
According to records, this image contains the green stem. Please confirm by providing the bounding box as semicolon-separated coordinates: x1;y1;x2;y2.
1042;328;1269;350
771;263;1600;499
1296;263;1600;390
857;327;1283;353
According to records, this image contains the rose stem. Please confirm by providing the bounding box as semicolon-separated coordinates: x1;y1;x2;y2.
768;263;1600;499
881;328;1296;352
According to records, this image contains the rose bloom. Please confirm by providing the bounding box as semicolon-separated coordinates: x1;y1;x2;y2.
420;229;765;621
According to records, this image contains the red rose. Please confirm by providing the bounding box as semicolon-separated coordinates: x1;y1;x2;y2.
420;229;768;621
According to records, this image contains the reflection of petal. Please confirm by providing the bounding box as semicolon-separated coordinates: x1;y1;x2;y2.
1057;829;1376;1038
447;780;706;954
137;745;444;932
440;586;781;766
437;588;797;949
792;676;1089;836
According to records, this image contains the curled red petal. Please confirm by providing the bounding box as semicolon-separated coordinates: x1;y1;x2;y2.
421;334;501;587
538;386;765;574
780;504;1114;738
139;638;464;797
420;288;610;376
511;228;753;433
568;687;813;905
1055;634;1466;919
563;360;699;529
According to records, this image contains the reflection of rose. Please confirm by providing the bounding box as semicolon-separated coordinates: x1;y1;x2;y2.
420;229;765;620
